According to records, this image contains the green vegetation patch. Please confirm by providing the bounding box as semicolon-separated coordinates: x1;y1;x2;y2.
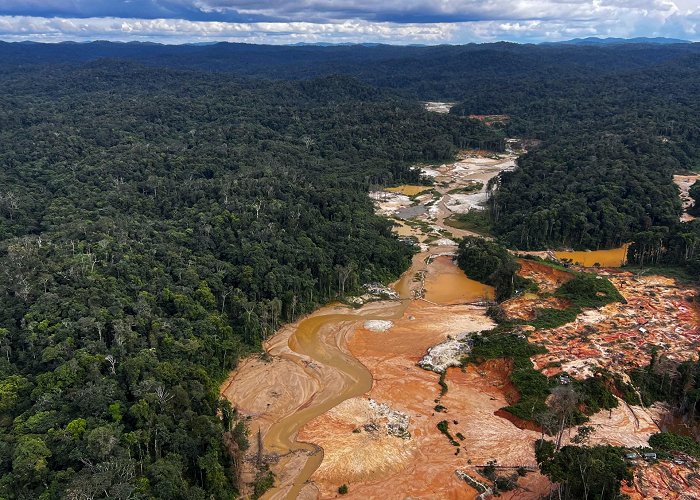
467;328;551;421
630;351;700;411
536;441;632;500
444;210;493;236
456;237;518;301
437;420;460;447
529;272;624;330
448;182;483;194
438;371;448;397
555;272;624;308
649;432;700;459
530;307;580;330
467;327;622;424
574;375;619;415
253;466;275;498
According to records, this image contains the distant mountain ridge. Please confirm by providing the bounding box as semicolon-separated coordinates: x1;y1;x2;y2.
546;36;692;45
1;38;699;102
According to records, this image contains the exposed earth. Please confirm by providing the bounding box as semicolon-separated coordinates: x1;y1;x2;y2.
673;174;700;222
423;101;455;114
222;148;700;499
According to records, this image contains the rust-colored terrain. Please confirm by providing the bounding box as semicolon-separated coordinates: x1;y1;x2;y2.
222;151;700;499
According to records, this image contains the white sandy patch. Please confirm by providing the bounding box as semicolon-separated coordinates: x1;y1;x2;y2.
427;204;440;219
444;192;489;213
418;332;472;373
433;238;457;246
420;166;442;178
364;320;394;332
563;397;662;449
424;102;455;114
370;191;412;216
559;358;602;379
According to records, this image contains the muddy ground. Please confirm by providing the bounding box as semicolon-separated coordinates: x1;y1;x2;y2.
222;150;700;499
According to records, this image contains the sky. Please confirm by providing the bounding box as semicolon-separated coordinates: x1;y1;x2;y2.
0;0;698;45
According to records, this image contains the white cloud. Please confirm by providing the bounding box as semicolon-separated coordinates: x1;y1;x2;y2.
0;0;698;44
0;15;457;44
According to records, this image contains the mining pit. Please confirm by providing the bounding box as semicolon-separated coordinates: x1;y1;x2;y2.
222;149;700;499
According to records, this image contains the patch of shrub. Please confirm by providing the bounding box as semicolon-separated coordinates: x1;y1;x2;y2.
649;432;700;459
437;420;460;446
253;466;275;499
555;273;624;308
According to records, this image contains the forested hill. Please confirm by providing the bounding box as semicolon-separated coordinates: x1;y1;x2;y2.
0;62;499;498
2;42;700;255
1;41;700;99
453;54;700;254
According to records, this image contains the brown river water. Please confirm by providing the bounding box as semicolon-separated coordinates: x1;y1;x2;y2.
258;254;421;499
424;255;494;304
227;251;494;499
554;244;630;267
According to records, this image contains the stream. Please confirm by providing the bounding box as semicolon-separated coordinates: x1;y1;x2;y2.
257;254;420;499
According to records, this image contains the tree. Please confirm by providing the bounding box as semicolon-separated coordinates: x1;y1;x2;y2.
12;436;52;487
549;385;581;450
536;442;631;500
456;237;518;301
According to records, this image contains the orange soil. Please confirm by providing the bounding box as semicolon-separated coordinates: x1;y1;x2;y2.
529;271;700;377
516;259;573;293
495;409;543;433
622;459;700;499
502;295;571;322
222;260;698;499
296;300;552;499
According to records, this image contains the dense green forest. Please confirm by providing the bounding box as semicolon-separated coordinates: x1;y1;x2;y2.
535;440;632;499
2;42;699;261
1;40;700;498
455;237;519;301
450;59;700;265
630;351;700;418
0;62;498;498
1;41;699;98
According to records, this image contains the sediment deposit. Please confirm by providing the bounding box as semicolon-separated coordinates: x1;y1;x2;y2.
222;150;700;499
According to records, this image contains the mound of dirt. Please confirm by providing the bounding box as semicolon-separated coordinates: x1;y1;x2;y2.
516;259;573;293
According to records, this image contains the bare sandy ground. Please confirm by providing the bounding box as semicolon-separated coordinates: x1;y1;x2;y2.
298;300;518;499
529;272;700;378
423;101;455;114
373;152;518;243
221;149;700;500
674;174;700;222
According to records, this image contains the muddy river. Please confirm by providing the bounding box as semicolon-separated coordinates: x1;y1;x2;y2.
424;255;494;304
223;247;499;499
554;244;629;267
231;253;425;499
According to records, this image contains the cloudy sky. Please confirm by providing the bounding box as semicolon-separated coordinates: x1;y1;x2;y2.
0;0;698;45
